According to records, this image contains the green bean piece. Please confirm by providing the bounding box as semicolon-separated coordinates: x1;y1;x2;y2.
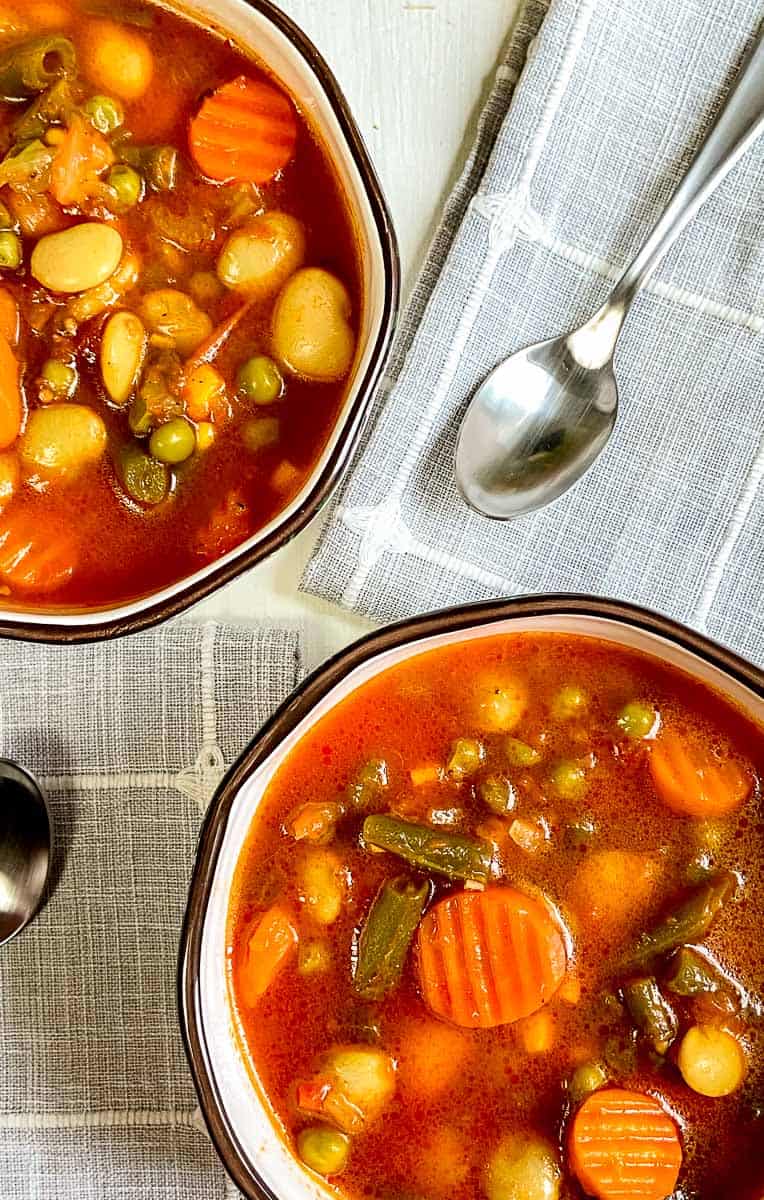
629;872;736;968
446;737;484;780
145;145;179;192
479;774;516;816
83;94;125;135
504;736;541;767
665;946;724;997
41;359;77;398
0;231;21;269
149;417;195;465
107;164;144;210
348;758;388;810
118;445;169;505
568;1060;608;1104
15;79;78;142
0;37;77;101
354;876;430;1001
297;1126;350;1176
128;395;153;437
362;814;492;884
622;976;678;1055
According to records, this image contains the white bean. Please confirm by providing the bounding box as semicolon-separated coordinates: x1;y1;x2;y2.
31;223;124;293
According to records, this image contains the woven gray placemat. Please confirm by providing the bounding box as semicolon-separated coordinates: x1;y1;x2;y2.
0;622;301;1199
303;0;764;667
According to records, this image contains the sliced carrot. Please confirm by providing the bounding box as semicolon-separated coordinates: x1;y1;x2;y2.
189;75;298;184
0;290;18;346
0;331;23;449
237;903;298;1007
410;764;442;787
416;886;567;1029
0;509;78;594
649;729;751;818
50;114;113;208
569;1087;682;1200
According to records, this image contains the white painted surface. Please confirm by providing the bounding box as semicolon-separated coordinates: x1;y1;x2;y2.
195;0;523;669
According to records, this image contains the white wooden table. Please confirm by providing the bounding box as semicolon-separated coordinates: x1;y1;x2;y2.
197;0;521;669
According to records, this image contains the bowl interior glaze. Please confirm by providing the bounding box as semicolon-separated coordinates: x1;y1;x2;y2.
181;600;763;1200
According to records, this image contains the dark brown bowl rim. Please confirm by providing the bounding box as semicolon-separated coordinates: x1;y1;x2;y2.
0;0;400;645
178;593;763;1200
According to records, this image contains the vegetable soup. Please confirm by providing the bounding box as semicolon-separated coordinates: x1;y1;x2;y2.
229;633;764;1200
0;0;359;607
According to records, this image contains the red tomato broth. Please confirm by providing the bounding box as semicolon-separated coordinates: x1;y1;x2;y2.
228;633;764;1200
0;0;361;608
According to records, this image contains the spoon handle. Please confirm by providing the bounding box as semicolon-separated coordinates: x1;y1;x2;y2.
611;24;764;312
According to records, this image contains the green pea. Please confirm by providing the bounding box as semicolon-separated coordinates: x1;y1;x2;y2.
146;145;179;192
617;700;659;739
242;416;280;452
149;417;196;464
505;736;541;767
238;354;284;404
41;359;77;398
108;164;144;210
569;1060;608;1103
550;759;587;800
297;1126;350;1176
551;684;589;720
83;94;124;134
0;230;21;269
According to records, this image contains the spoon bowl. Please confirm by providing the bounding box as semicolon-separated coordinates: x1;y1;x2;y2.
455;333;618;518
0;759;51;948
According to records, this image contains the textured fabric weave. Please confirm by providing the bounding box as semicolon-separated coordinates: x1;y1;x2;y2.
0;622;301;1200
304;0;764;666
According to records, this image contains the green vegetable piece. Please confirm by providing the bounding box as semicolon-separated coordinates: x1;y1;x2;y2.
348;758;388;810
14;79;77;142
568;1060;608;1104
551;684;588;720
354;875;430;1001
83;94;124;134
362;814;492;884
238;354;284;404
505;736;541;767
550;759;587;800
41;359;77;398
128;395;153;437
629;872;735;968
297;1125;350;1176
0;36;76;101
0;231;22;269
145;145;179;192
118;444;169;505
665;946;724;997
0;139;54;189
298;939;331;976
107;163;143;209
446;737;484;780
149;417;195;464
347;1005;382;1043
479;774;516;816
617;699;659;739
241;416;280;453
622;976;678;1055
564;815;597;848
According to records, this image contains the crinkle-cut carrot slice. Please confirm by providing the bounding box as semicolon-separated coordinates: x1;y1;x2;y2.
189;75;297;184
237;903;298;1008
569;1087;682;1200
650;729;751;818
0;510;77;594
416;886;566;1029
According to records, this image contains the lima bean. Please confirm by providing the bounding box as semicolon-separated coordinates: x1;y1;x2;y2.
31;223;123;293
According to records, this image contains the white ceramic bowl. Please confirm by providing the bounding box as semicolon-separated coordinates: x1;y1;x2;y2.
179;594;764;1200
3;0;398;643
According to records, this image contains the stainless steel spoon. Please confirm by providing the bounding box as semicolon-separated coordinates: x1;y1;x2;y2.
455;27;764;519
0;759;51;948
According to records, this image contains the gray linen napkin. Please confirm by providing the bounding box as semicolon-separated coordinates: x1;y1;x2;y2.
303;0;764;667
0;622;301;1200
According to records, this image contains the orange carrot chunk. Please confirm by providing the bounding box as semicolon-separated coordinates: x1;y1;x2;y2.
50;114;113;208
189;76;298;184
650;729;751;818
416;886;567;1029
569;1087;682;1200
0;290;19;346
0;330;22;448
237;903;298;1007
0;510;78;593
